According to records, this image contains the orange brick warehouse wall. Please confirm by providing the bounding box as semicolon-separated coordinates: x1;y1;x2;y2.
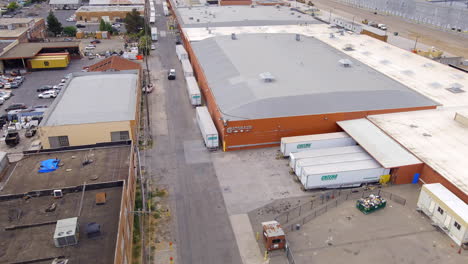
419;165;468;203
390;164;424;184
220;0;252;5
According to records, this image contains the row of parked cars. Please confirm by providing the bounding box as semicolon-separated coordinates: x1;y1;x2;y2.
36;74;71;99
0;76;25;89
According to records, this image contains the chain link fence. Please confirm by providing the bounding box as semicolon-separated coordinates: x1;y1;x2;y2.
275;188;406;232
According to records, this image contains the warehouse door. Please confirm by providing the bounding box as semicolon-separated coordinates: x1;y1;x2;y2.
428;200;436;214
49;136;70;148
444;215;452;230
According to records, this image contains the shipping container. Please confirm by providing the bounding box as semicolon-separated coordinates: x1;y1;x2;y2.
300;159;389;190
181;59;194;77
295;151;372;176
280;132;356;157
289;145;363;169
185;76;201;106
28;55;69;69
151;27;158;41
196;106;219;150
176;45;188;61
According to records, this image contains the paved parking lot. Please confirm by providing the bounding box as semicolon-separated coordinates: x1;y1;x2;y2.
1;58;96;112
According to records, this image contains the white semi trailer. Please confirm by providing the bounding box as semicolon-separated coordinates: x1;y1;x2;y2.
196;106;219;150
289;145;363;170
185;76;201;106
294;152;372;176
280;132;356;157
300;159;389;190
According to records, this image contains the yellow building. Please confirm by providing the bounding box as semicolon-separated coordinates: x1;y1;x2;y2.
39;70;140;149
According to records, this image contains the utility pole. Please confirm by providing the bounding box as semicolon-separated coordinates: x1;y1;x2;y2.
413;36;419;51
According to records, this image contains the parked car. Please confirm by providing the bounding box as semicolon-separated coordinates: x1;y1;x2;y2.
142;84;154;93
14;76;24;83
38;90;57;99
0;91;12;100
151;44;156;50
168;69;176;80
3;83;11;89
60;78;67;83
5;103;27;112
112;23;120;28
0;98;4;105
76;24;86;28
37;85;53;92
9;82;19;89
66;17;74;22
90;39;101;44
33;105;48;109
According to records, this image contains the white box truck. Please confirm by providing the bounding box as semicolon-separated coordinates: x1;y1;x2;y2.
163;6;169;16
280;132;356;157
181;59;194;77
295;151;372;176
151;27;158;41
150;16;156;24
300;159;390;190
185;76;201;106
176;45;189;61
196;106;219;150
289;145;363;169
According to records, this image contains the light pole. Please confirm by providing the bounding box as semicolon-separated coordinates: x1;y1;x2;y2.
413;36;419;52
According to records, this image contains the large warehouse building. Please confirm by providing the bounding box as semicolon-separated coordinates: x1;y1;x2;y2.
172;4;452;150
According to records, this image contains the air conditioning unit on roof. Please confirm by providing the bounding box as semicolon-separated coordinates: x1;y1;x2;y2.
54;217;79;248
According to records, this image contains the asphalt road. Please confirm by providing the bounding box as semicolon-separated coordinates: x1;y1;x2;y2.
146;4;243;264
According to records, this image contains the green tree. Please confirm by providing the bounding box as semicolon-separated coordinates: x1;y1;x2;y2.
47;11;63;36
63;26;77;37
99;19;114;33
124;9;145;34
99;19;106;31
7;2;19;11
138;35;151;55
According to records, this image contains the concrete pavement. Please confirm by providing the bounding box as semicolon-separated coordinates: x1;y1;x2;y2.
146;2;242;264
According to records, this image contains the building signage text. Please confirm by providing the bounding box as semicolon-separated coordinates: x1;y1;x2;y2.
321;174;338;181
226;125;253;133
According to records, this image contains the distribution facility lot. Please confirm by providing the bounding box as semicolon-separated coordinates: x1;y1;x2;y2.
282;184;468;264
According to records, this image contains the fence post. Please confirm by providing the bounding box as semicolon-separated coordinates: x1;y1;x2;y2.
310;200;313;210
390;193;393;200
299;205;302;217
378;189;381;196
286;212;289;223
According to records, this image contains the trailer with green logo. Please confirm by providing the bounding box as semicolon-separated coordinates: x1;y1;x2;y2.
300;159;389;190
280;132;356;157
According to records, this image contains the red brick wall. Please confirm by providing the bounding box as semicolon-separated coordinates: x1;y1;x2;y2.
391;164;424;184
220;0;252;5
419;165;468;203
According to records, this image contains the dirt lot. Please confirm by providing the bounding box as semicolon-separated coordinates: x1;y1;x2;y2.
311;0;468;57
280;184;468;264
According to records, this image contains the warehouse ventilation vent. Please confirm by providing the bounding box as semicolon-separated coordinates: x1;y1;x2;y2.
338;59;353;67
380;59;391;65
259;72;275;83
428;82;442;89
343;44;355;51
401;70;414;76
423;63;435;68
446;83;465;94
361;51;371;56
296;34;300;41
329;33;335;38
231;33;237;40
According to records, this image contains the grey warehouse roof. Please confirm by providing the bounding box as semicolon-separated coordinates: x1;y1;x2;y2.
41;71;138;126
190;33;437;120
175;5;320;28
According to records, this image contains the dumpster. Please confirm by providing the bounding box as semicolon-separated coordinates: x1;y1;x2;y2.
356;194;386;214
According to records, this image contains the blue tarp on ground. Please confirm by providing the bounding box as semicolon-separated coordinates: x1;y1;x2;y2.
38;159;60;173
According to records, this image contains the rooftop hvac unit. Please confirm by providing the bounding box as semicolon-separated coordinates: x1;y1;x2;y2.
53;189;63;198
295;34;300;41
329;33;335;38
338;59;353;68
259;72;275;83
343;44;355;51
54;217;79;248
86;222;101;238
231;33;237;40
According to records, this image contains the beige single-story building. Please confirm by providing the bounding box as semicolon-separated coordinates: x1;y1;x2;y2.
39;70;140;149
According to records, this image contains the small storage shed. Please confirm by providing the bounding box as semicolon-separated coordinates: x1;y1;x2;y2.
262;220;285;251
417;183;468;246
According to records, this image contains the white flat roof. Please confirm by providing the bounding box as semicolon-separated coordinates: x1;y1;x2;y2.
369;107;468;196
423;183;468;225
183;24;468;109
41;71;138;127
282;132;349;144
338;119;422;168
176;5;320;28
